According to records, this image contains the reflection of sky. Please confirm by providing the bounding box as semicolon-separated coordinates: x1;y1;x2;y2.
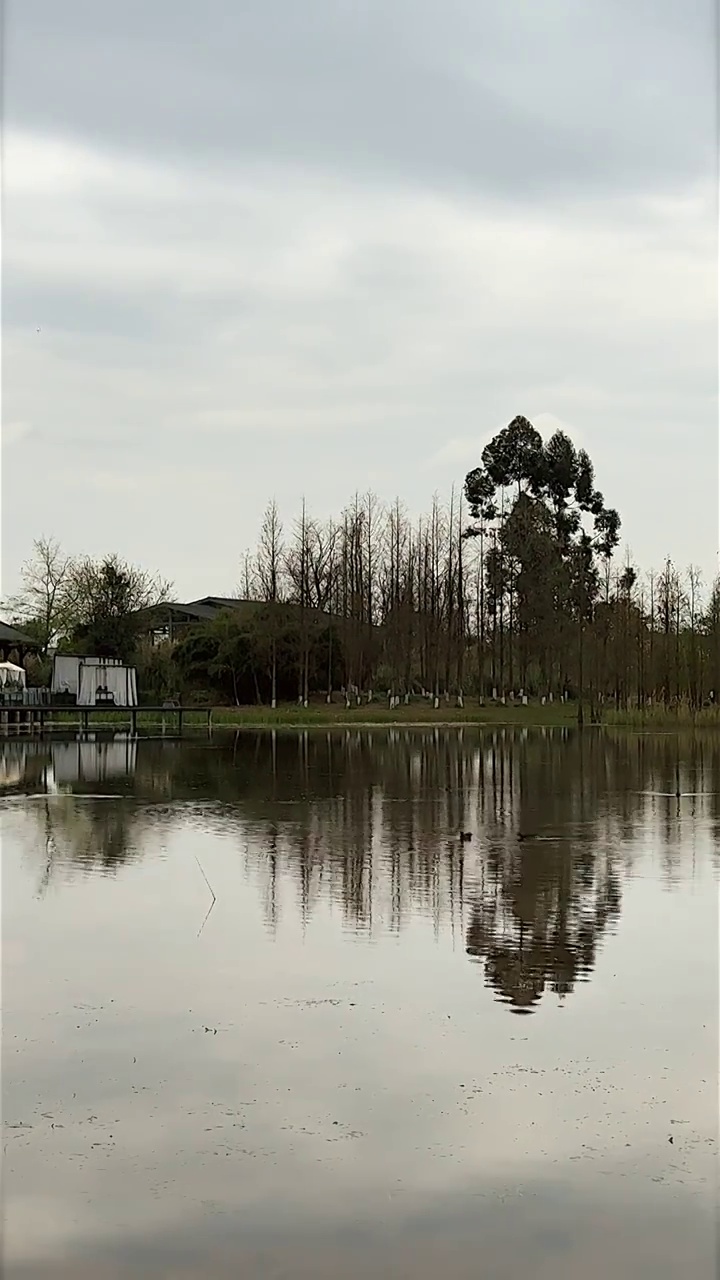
3;773;718;1277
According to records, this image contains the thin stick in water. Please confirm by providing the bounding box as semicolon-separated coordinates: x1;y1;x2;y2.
194;855;217;903
197;898;216;938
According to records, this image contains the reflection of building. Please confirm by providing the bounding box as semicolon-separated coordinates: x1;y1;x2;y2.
0;745;25;788
0;736;139;791
51;738;138;785
0;741;53;790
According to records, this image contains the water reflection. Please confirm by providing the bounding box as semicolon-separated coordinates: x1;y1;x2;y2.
3;728;718;1280
4;728;719;1016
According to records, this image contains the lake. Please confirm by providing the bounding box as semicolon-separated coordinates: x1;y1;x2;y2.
2;728;718;1279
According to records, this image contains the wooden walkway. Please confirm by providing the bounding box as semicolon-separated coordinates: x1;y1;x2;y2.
0;705;214;734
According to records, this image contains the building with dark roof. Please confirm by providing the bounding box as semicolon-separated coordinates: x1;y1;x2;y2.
135;597;263;643
0;621;40;662
135;597;345;645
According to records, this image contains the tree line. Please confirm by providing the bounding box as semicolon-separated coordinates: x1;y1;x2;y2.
6;416;718;712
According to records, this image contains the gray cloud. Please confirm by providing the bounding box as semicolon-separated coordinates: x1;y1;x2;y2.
6;0;715;201
2;0;717;597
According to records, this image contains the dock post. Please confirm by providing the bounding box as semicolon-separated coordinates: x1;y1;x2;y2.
178;708;184;734
131;709;137;735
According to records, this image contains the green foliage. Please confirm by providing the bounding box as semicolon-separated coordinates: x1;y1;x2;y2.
170;607;345;706
209;612;257;704
134;641;179;702
4;536;72;655
12;478;714;714
466;416;620;566
24;653;52;689
65;554;170;661
479;415;545;499
464;416;622;701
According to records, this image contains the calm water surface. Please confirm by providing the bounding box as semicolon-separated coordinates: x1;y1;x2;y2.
2;728;718;1279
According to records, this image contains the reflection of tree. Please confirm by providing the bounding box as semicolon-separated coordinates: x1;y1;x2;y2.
35;796;140;892
8;729;719;1012
466;840;622;1014
463;731;628;1013
6;738;148;890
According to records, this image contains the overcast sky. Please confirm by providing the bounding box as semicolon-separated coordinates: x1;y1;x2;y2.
3;0;717;601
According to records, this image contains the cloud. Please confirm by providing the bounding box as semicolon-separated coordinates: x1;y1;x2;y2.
5;1;715;202
2;421;33;448
423;438;484;471
424;416;589;476
1;2;717;597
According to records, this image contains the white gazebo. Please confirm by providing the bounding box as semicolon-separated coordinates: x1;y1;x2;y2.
0;662;27;689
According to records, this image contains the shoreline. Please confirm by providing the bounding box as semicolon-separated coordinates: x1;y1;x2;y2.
25;701;719;732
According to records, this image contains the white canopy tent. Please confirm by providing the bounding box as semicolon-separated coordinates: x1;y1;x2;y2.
77;663;138;708
52;654;122;697
0;662;27;688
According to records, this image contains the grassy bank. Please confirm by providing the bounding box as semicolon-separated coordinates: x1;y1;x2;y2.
35;699;720;730
197;702;720;730
40;701;573;730
193;701;579;728
601;704;720;729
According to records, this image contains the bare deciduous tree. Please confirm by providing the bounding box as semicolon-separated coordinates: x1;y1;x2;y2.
256;500;285;707
6;536;73;655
